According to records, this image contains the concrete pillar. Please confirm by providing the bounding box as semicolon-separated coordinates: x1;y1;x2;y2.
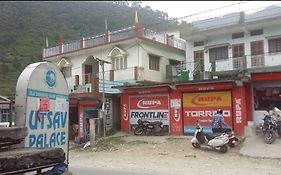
89;118;96;146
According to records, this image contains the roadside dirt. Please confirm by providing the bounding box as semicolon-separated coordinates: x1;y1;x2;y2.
69;136;281;175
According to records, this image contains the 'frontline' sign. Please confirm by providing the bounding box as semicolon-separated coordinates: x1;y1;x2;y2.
129;96;169;125
183;91;233;134
15;62;69;162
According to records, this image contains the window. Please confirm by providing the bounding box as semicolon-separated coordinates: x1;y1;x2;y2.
193;41;204;47
251;40;264;67
0;109;9;122
250;29;263;36
269;38;281;53
232;44;244;69
232;44;244;58
61;67;71;78
254;87;281;110
111;57;127;70
149;54;160;71
232;32;244;39
209;46;228;62
251;41;264;55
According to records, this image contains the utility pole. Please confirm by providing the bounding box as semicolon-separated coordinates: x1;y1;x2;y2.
95;57;111;137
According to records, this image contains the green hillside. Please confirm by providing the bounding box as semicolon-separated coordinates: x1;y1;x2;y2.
0;1;178;96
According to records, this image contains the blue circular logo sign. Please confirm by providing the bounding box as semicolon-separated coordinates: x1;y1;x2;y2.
45;69;56;88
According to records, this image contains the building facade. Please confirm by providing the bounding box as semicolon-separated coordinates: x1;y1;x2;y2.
42;13;186;141
180;5;281;132
120;5;281;136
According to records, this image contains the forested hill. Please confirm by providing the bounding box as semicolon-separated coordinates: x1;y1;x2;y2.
0;1;178;96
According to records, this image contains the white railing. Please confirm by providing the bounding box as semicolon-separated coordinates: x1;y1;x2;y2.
84;35;105;48
63;40;80;53
110;26;135;42
43;46;60;57
43;27;185;58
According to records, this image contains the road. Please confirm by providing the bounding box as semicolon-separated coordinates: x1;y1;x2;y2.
69;165;153;175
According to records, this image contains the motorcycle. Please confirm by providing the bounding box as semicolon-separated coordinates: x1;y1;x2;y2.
269;107;281;137
213;128;239;148
191;124;229;153
261;114;278;144
133;119;164;136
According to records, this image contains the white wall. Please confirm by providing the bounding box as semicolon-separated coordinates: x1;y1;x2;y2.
140;42;185;82
51;38;185;87
186;24;281;71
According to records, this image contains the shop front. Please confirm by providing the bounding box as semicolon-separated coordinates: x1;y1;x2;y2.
251;72;281;125
177;81;247;136
120;86;184;135
120;80;247;136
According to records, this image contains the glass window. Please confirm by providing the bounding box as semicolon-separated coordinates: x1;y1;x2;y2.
111;57;127;70
232;32;244;39
251;41;264;55
250;29;263;36
232;44;244;58
269;38;281;53
209;46;228;62
254;87;281;110
149;54;160;71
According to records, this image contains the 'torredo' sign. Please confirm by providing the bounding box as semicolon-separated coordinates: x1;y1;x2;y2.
129;95;169;125
15;62;69;162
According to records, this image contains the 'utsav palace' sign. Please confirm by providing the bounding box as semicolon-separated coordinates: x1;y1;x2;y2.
15;62;69;160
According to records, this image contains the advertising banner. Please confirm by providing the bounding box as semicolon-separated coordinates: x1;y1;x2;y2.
169;90;183;135
129;95;169;128
183;91;233;134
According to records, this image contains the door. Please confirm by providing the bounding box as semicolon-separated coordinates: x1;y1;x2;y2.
193;50;204;79
84;64;93;84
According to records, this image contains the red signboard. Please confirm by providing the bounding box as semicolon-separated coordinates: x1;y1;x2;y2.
169;90;183;135
232;86;247;136
120;94;129;133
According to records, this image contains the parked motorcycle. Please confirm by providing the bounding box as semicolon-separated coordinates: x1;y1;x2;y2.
261;114;278;144
191;124;229;153
133;119;164;136
269;107;281;137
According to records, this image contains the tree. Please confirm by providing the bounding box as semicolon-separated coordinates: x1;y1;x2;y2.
1;62;9;73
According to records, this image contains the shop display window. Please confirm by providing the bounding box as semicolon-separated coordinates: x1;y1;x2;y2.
254;87;281;110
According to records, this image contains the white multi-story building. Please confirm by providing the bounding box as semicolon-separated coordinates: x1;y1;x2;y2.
42;12;186;141
179;5;281;131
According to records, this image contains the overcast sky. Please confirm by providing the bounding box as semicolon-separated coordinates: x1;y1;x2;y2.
141;1;281;22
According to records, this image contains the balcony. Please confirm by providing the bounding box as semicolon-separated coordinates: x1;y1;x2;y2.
43;26;185;59
66;66;145;94
167;52;281;82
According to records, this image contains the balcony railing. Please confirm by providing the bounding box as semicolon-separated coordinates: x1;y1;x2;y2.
168;52;281;82
42;26;185;58
66;66;145;94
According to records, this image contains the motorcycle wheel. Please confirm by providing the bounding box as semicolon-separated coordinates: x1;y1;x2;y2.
228;141;235;148
134;126;144;136
192;142;200;148
277;121;281;137
219;145;228;153
264;131;276;144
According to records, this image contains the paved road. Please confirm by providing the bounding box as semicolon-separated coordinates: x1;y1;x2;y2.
69;165;154;175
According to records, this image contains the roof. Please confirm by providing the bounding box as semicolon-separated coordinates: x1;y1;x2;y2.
113;79;236;90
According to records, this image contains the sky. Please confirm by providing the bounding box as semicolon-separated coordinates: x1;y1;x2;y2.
141;1;281;22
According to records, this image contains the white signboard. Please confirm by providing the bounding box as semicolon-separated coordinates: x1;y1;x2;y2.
15;62;69;162
129;95;169;125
